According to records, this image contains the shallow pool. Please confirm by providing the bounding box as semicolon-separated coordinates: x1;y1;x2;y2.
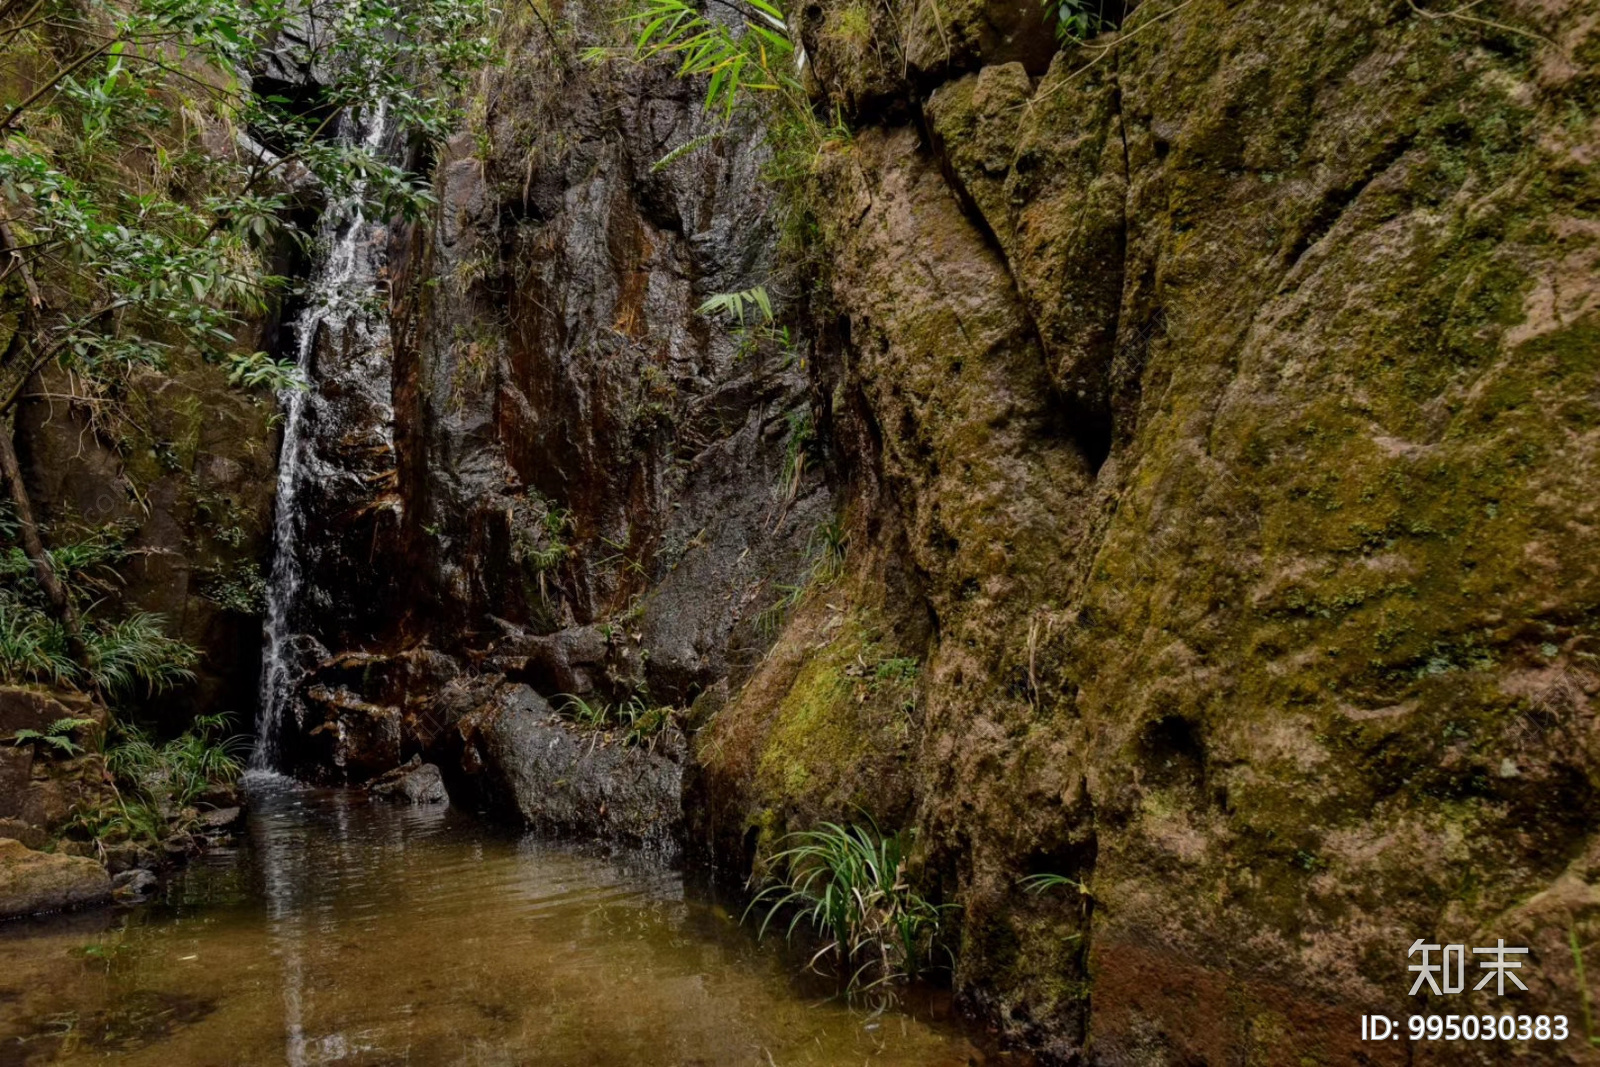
0;782;997;1066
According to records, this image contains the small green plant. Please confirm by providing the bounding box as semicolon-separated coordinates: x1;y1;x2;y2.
1042;0;1104;40
697;286;774;327
555;693;678;748
756;582;806;637
555;692;612;730
1021;872;1092;898
603;0;795;119
778;408;816;501
810;517;847;583
223;352;306;392
10;717;98;757
200;563;268;614
747;822;951;989
873;657;919;685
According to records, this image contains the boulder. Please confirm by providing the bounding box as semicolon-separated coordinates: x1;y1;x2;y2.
485;626;609;696
368;758;448;805
294;683;402;782
466;684;683;854
0;686;104;740
197;806;243;831
0;818;45;850
102;842;158;875
112;868;158;901
0;838;111;919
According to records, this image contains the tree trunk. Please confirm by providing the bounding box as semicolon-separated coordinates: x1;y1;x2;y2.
0;413;83;647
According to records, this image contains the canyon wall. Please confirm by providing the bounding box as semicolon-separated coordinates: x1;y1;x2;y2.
19;0;1600;1061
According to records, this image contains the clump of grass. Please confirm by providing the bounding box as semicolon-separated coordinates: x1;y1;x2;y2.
82;614;198;697
0;598;197;697
747;822;951;990
1021;871;1089;894
103;712;247;811
810;517;847;584
554;693;677;749
0;599;76;686
69;712;247;849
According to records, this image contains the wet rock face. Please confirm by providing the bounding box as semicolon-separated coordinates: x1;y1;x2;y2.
0;838;111;919
382;17;828;702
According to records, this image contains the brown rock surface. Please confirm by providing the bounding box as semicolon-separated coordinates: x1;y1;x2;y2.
0;838;111;919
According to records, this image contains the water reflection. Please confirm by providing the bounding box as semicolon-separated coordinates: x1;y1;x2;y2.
0;785;992;1066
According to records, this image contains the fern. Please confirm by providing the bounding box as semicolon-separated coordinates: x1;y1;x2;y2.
10;717;97;756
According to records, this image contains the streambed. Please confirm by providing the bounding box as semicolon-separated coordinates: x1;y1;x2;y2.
0;783;996;1066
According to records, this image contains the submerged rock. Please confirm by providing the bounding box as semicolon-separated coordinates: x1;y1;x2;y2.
0;838;111;919
466;684;683;855
196;806;244;831
368;757;448;805
112;868;159;902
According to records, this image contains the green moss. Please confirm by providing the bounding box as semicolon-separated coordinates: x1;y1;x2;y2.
752;610;914;823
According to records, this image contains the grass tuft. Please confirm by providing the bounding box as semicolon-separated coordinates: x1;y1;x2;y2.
746;821;951;989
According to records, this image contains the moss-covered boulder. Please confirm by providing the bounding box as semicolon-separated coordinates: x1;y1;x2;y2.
0;838;110;919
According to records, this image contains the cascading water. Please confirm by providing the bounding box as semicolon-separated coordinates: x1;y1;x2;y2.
252;103;393;772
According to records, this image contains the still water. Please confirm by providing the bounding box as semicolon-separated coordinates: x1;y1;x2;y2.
0;784;991;1066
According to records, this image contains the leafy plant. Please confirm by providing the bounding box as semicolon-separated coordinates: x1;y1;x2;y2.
82;613;198;697
1042;0;1105;40
1020;872;1093;899
554;692;678;747
10;716;98;756
0;599;77;686
224;351;306;393
555;692;612;730
0;596;197;697
606;0;796;119
809;517;847;583
779;407;815;500
756;581;806;637
747;821;951;989
697;286;774;327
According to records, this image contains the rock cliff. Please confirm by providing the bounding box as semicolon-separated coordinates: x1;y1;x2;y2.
20;0;1597;1060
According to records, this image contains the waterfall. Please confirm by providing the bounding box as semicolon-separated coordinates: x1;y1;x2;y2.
252;103;392;771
